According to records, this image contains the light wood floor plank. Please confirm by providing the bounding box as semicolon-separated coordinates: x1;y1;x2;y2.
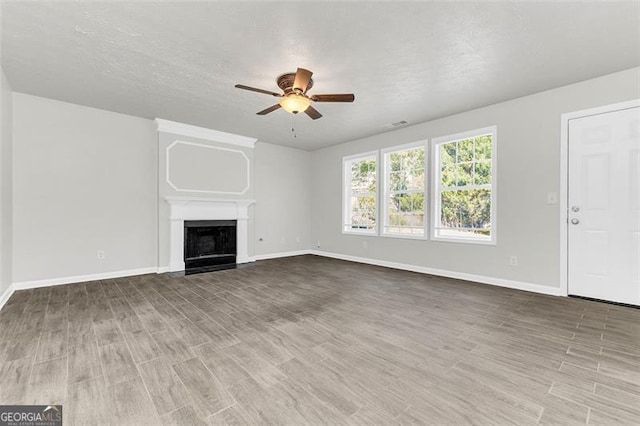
68;342;102;384
109;376;159;425
173;357;235;417
24;357;67;405
138;357;191;415
124;329;161;364
98;341;138;386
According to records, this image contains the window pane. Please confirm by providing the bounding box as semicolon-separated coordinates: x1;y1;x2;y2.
351;159;376;192
388;197;400;216
458;138;474;162
441;165;456;188
390;153;402;171
475;135;492;160
409;168;425;190
441;142;456;165
474;161;492;185
388;194;424;227
457;163;473;186
350;195;376;228
388;171;402;191
440;189;491;232
398;193;412;213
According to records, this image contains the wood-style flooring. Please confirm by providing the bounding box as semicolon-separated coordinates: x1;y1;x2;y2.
0;255;639;425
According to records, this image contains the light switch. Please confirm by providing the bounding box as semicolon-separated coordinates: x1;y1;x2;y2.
547;192;558;204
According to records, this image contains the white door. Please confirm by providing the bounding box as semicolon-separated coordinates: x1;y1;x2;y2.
568;106;640;305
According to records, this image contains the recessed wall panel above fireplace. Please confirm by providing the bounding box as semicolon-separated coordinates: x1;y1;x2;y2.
166;141;250;195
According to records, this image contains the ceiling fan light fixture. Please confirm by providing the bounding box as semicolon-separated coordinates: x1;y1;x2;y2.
279;93;311;114
235;68;354;120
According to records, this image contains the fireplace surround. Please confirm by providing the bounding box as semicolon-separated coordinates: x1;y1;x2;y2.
164;197;255;272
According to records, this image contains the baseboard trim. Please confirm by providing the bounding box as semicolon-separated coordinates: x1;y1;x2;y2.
1;250;562;309
12;267;160;291
310;250;563;297
252;250;312;261
0;283;16;311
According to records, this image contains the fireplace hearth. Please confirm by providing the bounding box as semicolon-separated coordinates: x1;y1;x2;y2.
184;220;237;272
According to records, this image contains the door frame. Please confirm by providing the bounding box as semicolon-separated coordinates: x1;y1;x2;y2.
559;99;640;297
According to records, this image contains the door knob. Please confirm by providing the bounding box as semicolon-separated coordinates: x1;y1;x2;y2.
571;218;580;225
571;206;580;212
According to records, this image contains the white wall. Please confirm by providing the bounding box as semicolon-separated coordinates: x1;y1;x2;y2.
311;67;640;289
12;94;158;283
0;67;13;296
254;142;311;256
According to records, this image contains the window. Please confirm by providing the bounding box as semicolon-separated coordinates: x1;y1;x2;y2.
343;153;377;233
382;143;426;237
431;126;497;244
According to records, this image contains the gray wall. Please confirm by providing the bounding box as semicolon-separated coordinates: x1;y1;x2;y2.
12;94;158;283
0;67;12;295
311;67;640;289
254;142;311;256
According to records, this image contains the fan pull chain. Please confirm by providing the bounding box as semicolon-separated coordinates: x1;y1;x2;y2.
291;115;297;139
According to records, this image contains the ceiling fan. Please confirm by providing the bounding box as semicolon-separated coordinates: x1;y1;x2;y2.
235;68;355;120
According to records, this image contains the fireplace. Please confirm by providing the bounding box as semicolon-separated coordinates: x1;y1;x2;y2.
184;220;237;271
164;197;255;273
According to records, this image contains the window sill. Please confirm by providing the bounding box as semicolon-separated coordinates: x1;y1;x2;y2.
431;235;496;246
380;233;427;241
342;229;377;236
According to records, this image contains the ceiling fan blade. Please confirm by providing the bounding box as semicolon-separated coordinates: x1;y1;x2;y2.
304;105;323;120
293;68;313;93
235;84;281;97
256;104;282;115
310;93;355;102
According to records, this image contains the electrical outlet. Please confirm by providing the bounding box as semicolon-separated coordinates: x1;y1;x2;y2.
281;237;286;244
362;241;368;249
509;256;518;266
316;241;321;248
97;250;105;260
295;236;301;243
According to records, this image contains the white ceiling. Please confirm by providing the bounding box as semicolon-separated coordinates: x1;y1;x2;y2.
2;1;639;150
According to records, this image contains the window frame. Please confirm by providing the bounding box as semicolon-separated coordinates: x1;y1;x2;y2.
380;141;428;240
430;126;497;245
342;151;379;235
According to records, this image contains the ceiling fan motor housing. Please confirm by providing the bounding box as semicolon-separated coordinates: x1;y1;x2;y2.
277;72;314;94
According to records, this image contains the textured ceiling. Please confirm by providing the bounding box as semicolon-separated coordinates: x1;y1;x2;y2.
2;1;639;150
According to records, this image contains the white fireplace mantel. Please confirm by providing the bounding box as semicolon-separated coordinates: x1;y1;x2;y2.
164;196;255;272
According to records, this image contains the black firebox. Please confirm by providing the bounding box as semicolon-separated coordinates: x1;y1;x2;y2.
184;220;237;272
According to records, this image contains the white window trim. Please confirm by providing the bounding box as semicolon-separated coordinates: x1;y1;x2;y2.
380;141;428;240
430;126;498;245
342;151;379;235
